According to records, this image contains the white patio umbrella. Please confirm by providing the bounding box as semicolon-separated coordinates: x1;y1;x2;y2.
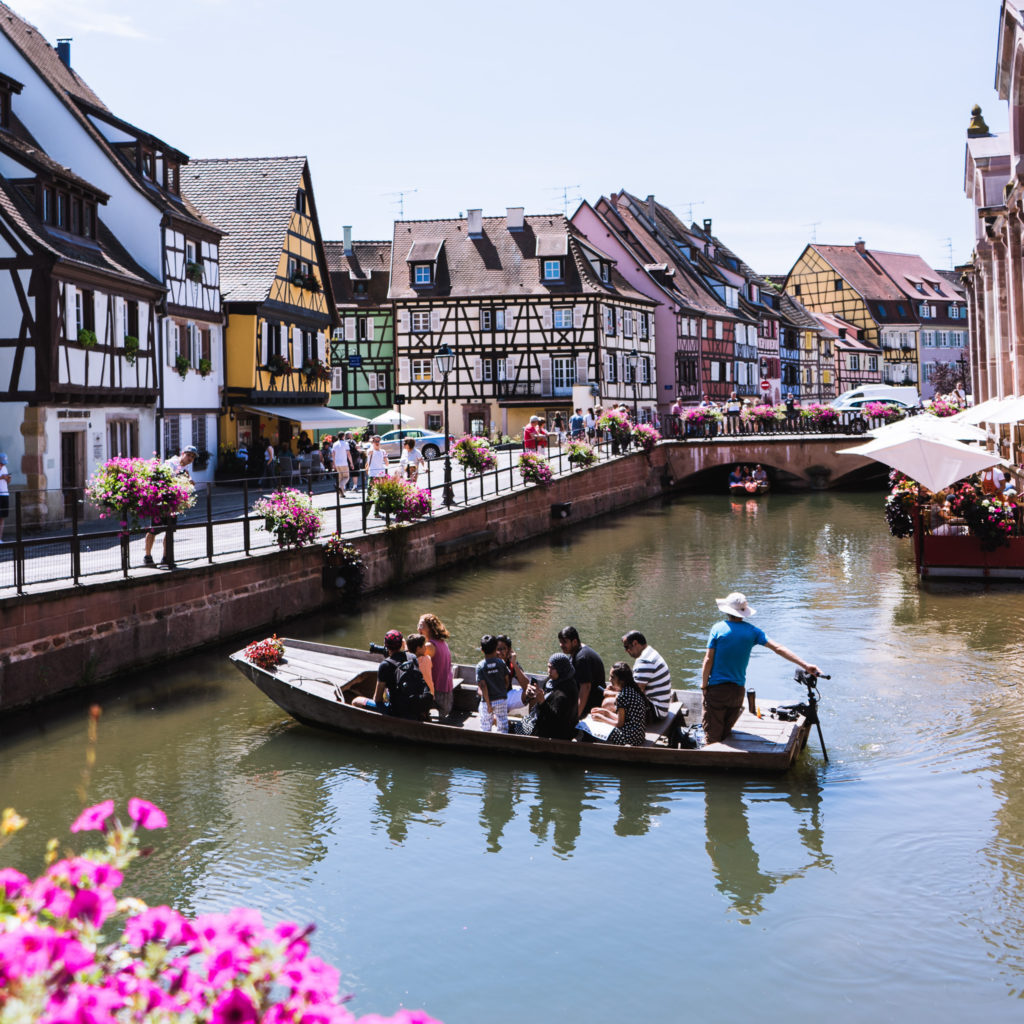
951;395;1021;425
868;415;988;443
838;434;1003;493
368;409;413;426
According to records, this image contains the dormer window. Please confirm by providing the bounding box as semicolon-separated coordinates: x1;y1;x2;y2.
600;261;610;283
354;281;367;295
42;186;53;224
56;192;68;229
543;259;563;281
878;304;887;317
141;150;154;180
166;161;179;194
295;189;306;215
83;202;95;239
414;264;432;286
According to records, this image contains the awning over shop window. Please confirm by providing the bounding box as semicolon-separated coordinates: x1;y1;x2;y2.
237;404;368;429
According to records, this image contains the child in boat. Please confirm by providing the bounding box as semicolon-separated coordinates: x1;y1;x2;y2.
476;635;509;733
495;635;529;712
589;662;647;745
406;634;435;698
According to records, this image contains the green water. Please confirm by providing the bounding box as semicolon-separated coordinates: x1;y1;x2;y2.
3;492;1024;1022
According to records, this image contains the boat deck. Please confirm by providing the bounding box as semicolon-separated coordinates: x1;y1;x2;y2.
233;639;811;771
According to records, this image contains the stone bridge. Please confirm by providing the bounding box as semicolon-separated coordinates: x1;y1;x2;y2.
659;435;882;491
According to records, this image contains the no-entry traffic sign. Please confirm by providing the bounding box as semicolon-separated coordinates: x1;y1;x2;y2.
760;380;771;391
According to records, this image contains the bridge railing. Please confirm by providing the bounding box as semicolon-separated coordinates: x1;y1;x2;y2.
661;410;892;440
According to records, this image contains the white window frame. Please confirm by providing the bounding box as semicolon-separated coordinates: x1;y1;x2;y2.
543;259;562;281
411;358;433;382
553;307;573;329
623;310;634;339
481;309;492;331
495;308;505;331
411;311;431;333
414;264;432;285
605;352;618;383
553;356;576;390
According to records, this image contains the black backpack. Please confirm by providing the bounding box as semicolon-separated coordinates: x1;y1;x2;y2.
389;654;433;720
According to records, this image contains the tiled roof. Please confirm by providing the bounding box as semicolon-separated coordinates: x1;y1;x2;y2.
0;173;158;287
866;249;958;303
598;193;735;318
811;311;864;341
388;213;653;303
0;4;212;231
778;292;822;331
807;244;907;302
181;156;308;303
324;240;391;305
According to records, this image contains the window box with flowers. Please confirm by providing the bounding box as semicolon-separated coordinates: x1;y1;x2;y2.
290;271;306;289
322;534;366;594
267;353;292;376
304;359;331;384
174;353;190;380
304;273;321;293
198;357;212;378
122;334;139;365
184;260;204;283
77;327;98;350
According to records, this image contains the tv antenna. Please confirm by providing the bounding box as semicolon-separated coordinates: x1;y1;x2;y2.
383;188;419;220
804;221;821;243
941;236;954;270
682;199;704;223
546;184;582;216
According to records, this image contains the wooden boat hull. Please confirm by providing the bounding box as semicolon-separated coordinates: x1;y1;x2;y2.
915;530;1024;580
729;483;769;496
231;640;811;772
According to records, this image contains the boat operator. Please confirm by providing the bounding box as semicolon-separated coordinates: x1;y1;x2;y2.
702;592;821;745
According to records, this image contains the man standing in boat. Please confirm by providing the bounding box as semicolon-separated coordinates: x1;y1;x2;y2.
702;592;820;745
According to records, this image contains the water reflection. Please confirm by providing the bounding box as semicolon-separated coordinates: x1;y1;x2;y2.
703;775;831;923
369;762;451;845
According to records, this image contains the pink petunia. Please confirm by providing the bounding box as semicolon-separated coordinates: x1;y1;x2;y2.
69;800;115;833
127;798;167;830
0;867;29;900
210;988;259;1024
123;905;195;949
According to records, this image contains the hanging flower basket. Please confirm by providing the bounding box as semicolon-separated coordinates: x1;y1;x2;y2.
452;435;497;475
519;451;553;485
77;328;98;350
631;423;662;454
565;440;597;467
174;354;190;380
267;353;292;376
369;477;433;523
184;260;204;283
252;488;323;547
86;457;197;530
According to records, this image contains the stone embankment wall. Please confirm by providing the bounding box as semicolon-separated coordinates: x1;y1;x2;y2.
0;449;667;712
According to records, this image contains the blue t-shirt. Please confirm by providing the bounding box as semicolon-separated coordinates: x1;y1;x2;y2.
706;619;767;686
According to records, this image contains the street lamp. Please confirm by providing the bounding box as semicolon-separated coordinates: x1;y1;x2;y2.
626;348;639;423
433;344;455;508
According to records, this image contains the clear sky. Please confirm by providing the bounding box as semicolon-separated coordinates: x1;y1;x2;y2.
13;0;1006;276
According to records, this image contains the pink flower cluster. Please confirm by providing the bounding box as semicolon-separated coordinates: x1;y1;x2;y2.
740;403;784;423
451;435;497;475
800;402;839;425
394;485;433;523
631;423;662;453
253;489;323;548
244;636;286;670
927;394;965;418
86;457;196;528
518;451;553;485
862;401;904;422
0;801;443;1024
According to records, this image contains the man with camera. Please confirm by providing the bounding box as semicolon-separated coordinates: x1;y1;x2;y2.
702;592;821;745
354;629;431;720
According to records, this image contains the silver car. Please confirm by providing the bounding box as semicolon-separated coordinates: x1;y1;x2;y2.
375;428;448;460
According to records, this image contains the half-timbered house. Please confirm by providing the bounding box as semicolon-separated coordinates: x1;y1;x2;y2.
181;157;341;453
0;11;226;480
325;229;393;420
785;243;926;391
573;195;735;411
389;209;657;438
0;102;162;523
810;312;880;394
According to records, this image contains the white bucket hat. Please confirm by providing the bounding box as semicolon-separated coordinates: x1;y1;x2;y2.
716;592;756;619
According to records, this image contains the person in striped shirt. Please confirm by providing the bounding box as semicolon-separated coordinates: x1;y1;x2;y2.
622;630;672;721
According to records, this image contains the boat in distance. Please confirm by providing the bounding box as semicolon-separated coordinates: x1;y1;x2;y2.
230;639;814;772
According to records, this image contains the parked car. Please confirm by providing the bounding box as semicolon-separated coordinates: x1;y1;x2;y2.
375;428;449;460
831;385;920;410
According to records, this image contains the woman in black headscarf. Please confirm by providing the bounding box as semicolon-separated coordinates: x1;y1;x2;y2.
520;652;579;740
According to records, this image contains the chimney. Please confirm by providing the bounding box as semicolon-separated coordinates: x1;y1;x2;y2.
506;206;524;232
343;225;353;255
56;38;72;68
467;208;483;237
646;194;656;226
703;218;713;235
855;238;866;255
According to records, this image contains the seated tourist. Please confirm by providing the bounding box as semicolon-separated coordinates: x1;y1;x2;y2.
588;662;647;746
352;630;431;720
406;633;435;697
511;653;579;739
495;634;530;712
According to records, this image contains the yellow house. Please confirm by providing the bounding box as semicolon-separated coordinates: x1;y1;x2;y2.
181;156;347;452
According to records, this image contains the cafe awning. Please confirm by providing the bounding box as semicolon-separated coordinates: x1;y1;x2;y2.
237;404;368;429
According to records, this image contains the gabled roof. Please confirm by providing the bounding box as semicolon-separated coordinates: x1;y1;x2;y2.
0;173;158;288
810;311;867;342
324;239;391;305
0;3;212;230
802;244;908;303
0;117;109;199
778;293;823;331
388;212;653;303
181;156;309;303
867;249;960;303
595;193;735;319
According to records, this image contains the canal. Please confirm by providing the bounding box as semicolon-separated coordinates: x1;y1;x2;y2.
3;491;1024;1023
